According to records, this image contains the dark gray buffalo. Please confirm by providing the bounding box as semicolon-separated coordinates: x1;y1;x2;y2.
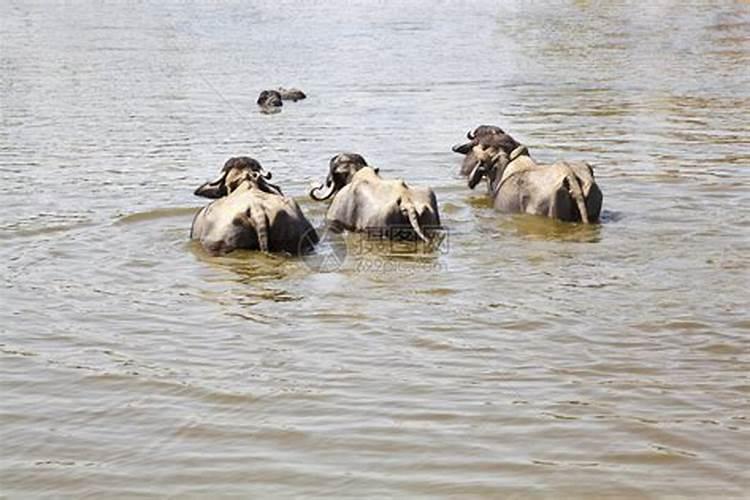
452;125;514;176
257;87;306;113
256;90;283;113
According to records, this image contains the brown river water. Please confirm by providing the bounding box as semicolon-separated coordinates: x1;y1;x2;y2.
1;1;749;497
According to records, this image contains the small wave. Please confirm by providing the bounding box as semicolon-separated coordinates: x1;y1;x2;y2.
0;221;95;241
115;207;198;225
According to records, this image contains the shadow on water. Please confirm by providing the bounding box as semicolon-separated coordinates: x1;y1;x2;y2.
468;195;606;243
599;209;624;223
187;242;304;323
188;241;297;285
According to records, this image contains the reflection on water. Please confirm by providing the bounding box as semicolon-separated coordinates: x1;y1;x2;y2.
189;243;292;281
1;0;749;497
500;214;602;243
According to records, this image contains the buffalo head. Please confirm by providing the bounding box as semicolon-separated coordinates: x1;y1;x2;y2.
309;153;370;201
452;124;505;155
257;90;283;113
194;156;278;198
468;135;529;190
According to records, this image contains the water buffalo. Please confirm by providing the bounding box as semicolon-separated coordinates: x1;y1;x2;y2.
257;90;283;113
467;138;602;223
277;87;306;101
257;88;306;113
309;153;441;242
451;125;519;176
192;157;317;255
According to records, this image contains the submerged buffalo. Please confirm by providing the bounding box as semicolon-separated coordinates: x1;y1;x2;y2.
277;87;306;101
309;153;441;242
192;157;317;255
467;134;602;223
256;90;283;113
257;87;306;113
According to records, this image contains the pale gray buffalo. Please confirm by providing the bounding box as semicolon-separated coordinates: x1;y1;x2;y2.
309;153;441;241
192;157;318;255
467;134;603;223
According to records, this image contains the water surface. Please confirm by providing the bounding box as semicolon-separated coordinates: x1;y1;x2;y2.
1;1;749;497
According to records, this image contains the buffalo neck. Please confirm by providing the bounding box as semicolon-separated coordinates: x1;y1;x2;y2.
489;149;534;194
488;161;509;195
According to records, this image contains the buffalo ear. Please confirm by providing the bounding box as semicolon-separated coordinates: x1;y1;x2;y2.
194;174;227;198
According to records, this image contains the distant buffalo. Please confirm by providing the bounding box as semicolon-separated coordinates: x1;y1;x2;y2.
257;90;283;113
256;87;306;113
277;87;306;101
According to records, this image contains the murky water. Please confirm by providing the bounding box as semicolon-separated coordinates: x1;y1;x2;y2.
2;1;749;497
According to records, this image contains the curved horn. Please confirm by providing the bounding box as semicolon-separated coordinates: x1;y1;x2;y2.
452;142;472;154
247;170;283;195
309;180;336;201
194;171;227;198
261;170;272;180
